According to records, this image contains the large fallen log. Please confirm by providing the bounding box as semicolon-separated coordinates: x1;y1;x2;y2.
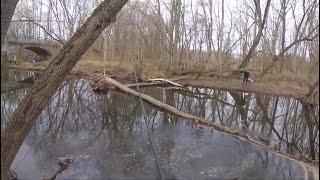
126;82;165;88
98;73;308;147
51;71;318;178
90;76;187;90
88;73;318;179
101;74;226;128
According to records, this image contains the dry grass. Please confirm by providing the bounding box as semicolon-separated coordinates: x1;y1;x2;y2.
259;70;310;86
10;49;316;98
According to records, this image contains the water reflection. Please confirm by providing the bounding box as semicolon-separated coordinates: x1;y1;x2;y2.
1;74;318;179
1;69;38;93
170;87;319;159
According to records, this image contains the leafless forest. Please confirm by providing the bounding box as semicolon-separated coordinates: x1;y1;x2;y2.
6;0;318;79
1;0;319;179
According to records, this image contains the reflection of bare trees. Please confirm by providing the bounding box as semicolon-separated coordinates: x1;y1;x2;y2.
301;102;318;160
1;89;28;130
2;80;318;161
255;95;303;154
173;87;319;159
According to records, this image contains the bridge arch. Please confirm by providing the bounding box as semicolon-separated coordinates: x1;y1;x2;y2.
25;46;52;60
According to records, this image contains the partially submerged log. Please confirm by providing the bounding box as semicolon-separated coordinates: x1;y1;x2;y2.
163;86;184;90
90;76;185;92
102;75;219;126
148;78;183;87
126;82;164;88
90;74;318;179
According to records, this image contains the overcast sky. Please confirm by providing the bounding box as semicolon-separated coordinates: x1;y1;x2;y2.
12;0;318;55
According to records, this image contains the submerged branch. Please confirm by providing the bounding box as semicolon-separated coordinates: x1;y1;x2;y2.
85;73;318;169
42;157;72;180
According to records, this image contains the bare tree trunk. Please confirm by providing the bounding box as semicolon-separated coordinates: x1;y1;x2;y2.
237;0;271;69
1;0;19;49
280;0;286;72
173;0;181;60
301;102;316;160
1;0;128;178
218;0;225;66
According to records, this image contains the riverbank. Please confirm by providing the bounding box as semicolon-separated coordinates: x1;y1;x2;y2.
8;59;313;102
178;76;309;99
5;54;319;179
5;65;320;179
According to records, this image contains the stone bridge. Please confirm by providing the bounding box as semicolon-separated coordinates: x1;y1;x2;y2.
4;35;61;61
2;21;63;62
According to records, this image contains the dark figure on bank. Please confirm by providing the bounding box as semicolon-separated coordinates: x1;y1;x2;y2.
243;71;250;85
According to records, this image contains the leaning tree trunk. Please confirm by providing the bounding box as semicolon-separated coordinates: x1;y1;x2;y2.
237;0;271;69
1;0;128;178
1;0;19;49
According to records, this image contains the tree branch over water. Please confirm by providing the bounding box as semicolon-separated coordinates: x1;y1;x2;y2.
1;0;128;179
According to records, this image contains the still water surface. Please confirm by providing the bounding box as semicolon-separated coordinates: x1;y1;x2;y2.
1;71;318;179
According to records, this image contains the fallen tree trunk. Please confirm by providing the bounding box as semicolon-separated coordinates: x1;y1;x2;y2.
99;74;234;130
94;74;318;179
126;82;166;88
1;0;128;178
90;79;181;90
94;74;318;164
127;82;183;89
90;75;188;89
148;78;183;87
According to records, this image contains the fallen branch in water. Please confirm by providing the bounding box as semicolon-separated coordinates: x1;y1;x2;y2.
148;78;183;87
163;86;184;90
90;76;186;90
94;74;267;141
84;72;319;178
92;74;233;132
126;82;165;88
42;157;72;180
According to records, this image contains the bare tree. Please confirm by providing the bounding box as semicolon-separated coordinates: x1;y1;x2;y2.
237;0;272;69
1;0;128;179
257;0;319;78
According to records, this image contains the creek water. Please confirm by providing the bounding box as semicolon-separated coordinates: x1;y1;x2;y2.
1;70;318;179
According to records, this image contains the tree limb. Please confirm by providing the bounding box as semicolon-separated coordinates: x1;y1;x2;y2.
257;33;318;78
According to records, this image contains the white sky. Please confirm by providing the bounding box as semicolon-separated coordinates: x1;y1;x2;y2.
12;0;318;56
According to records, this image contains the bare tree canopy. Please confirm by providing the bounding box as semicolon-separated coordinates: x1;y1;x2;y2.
1;0;319;178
